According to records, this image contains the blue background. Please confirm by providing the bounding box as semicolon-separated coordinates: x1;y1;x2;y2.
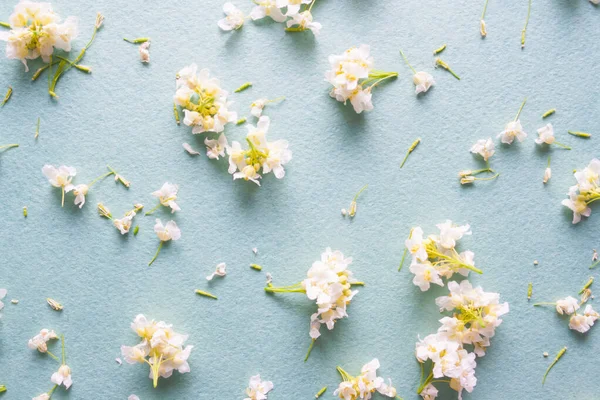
0;0;599;399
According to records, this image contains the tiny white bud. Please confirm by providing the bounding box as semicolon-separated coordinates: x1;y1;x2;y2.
341;208;347;216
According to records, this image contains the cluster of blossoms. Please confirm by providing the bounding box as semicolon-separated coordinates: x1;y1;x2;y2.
121;315;193;388
218;1;321;36
175;65;292;186
416;281;509;400
561;159;600;224
0;2;104;98
459;138;499;185
534;293;599;333
405;221;482;291
265;248;362;360
226;116;292;185
97;203;143;235
325;45;398;114
334;359;398;400
244;374;274;400
28;329;73;399
175;64;237;135
42;165;129;208
0;1;77;71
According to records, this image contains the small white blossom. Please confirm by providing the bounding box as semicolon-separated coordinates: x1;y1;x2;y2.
535;123;555;145
33;393;51;400
42;165;76;188
206;262;227;280
420;383;439;400
183;142;201;155
497;120;527;144
543;167;551;184
244;374;274;400
218;2;245;31
0;1;78;71
139;41;150;63
556;296;580;315
64;183;88;209
333;359;398;399
205;133;228;160
286;11;321;35
113;212;135;235
470;138;495;161
251;99;267;118
152;182;180;213
128;396;140;400
413;71;435;94
410;262;443;291
51;364;73;389
436;220;471;249
28;329;58;353
154;219;181;242
250;0;286;22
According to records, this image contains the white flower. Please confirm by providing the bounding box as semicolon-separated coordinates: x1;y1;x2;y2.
420;383;439;400
410;262;443;291
218;2;245;31
436;220;471;249
334;381;356;400
561;191;591;224
139;41;150;63
121;343;149;364
555;296;579;315
251;99;267;118
326;45;373;92
174;65;237;134
543;167;551;184
152;182;180;213
205;133;228;160
406;227;428;262
33;393;51;400
286;11;321;35
182;142;201;155
413;71;435;94
0;2;78;71
113;212;135;234
234;164;262;185
154;219;181;242
244;374;273;400
206;262;227;280
42;165;76;188
128;396;140;400
51;364;73;389
276;0;311;16
497;120;527;144
64;183;88;208
250;0;286;22
470;138;495;161
535;123;555;145
28;329;58;353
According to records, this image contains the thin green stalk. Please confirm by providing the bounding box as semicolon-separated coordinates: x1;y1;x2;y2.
61;334;66;364
542;347;567;384
400;138;421;168
0;144;18;150
589;259;600;269
481;0;490;19
145;203;162;216
35;117;40;139
0;22;10;28
304;339;316;362
553;141;571;150
46;351;60;362
521;0;532;48
515;98;527;121
148;241;163;266
399;50;416;74
88;171;114;188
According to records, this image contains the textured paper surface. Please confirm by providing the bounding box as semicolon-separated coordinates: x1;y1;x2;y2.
0;0;599;399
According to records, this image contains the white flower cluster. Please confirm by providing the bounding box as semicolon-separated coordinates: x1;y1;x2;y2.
28;329;73;398
218;1;321;36
121;314;193;388
0;1;78;71
244;374;274;400
302;248;358;339
334;359;397;400
561;158;600;224
416;281;509;400
175;64;237;135
325;45;397;114
537;295;599;334
406;221;482;291
226;116;292;186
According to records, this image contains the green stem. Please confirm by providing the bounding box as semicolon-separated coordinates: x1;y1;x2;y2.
123;37;149;44
416;369;434;394
61;187;65;208
46;351;60;362
542;347;567;384
481;0;490;19
589;259;600;269
264;287;306;293
336;366;352;382
552;141;571;150
474;173;500;181
0;144;19;150
515;98;527;121
148;241;164;266
304;339;316;362
48;384;58;397
61;334;66;364
0;22;10;28
353;184;368;201
521;0;532;48
398;248;408;272
88;171;113;188
145;203;162;216
308;0;317;12
533;302;556;306
429;249;483;274
399;50;416;74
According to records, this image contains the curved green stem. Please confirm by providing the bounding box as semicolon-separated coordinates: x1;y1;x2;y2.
521;0;532;48
145;203;162;216
515;98;527;121
148;241;164;266
46;350;60;362
304;339;316;362
399;49;416;74
552;141;571;150
0;144;19;150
